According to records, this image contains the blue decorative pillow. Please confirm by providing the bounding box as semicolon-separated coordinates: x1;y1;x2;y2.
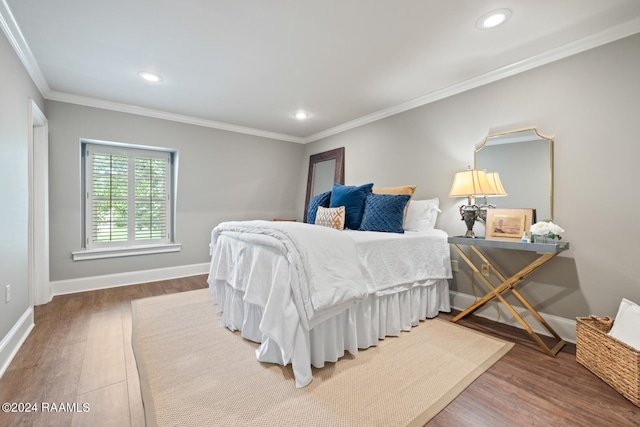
307;191;331;224
329;183;374;230
359;193;411;233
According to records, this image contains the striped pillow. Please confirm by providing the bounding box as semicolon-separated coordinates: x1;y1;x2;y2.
314;206;345;230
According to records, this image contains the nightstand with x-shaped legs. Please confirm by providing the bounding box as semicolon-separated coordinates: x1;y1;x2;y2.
448;236;569;356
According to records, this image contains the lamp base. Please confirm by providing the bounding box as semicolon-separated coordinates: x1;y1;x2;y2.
477;201;496;223
460;205;479;238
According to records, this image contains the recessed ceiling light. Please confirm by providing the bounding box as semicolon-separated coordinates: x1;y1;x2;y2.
476;9;512;30
294;111;309;120
138;71;162;82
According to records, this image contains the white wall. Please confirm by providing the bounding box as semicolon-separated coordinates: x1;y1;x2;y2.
0;30;45;362
300;33;640;320
46;101;305;282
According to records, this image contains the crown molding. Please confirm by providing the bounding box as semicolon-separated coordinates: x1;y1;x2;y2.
0;2;304;144
0;0;50;94
303;16;640;143
45;91;306;143
2;1;639;145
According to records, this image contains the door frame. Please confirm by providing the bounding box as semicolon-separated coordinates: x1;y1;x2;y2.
28;99;50;306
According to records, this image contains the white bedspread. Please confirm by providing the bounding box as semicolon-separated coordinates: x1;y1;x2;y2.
345;229;452;294
210;220;371;330
208;220;452;387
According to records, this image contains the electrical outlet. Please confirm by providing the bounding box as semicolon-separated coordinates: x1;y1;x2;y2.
451;260;459;272
5;284;10;303
481;264;490;277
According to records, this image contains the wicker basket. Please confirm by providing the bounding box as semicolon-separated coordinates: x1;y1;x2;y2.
576;316;640;406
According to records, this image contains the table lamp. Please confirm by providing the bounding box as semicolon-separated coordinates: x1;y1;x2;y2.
449;168;499;237
477;171;508;221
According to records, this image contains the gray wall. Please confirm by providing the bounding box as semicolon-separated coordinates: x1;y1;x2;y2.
299;33;640;320
46;101;304;281
0;32;45;338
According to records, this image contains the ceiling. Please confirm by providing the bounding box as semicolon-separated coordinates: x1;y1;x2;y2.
2;1;640;143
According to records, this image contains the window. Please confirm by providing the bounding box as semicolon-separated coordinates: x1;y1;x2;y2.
73;140;180;261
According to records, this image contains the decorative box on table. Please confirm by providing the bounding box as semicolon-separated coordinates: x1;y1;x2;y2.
576;316;640;407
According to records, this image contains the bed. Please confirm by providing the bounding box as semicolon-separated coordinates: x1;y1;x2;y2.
207;198;452;387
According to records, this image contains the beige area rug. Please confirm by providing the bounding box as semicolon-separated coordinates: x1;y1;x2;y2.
132;289;513;427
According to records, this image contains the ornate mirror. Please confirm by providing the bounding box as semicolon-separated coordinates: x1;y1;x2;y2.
303;147;345;222
475;128;554;220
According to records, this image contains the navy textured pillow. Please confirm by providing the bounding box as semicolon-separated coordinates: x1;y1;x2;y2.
307;191;331;224
330;183;374;230
359;193;411;233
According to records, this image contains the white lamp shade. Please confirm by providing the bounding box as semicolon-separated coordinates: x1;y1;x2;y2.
485;172;507;196
449;169;496;197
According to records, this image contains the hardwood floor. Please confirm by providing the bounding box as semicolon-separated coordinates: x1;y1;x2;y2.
431;312;640;426
0;275;207;427
0;275;638;426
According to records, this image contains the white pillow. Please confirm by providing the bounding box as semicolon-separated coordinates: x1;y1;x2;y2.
404;198;441;231
608;298;640;351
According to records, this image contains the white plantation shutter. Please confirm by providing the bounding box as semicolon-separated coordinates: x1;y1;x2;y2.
135;156;167;241
90;151;129;243
85;143;172;249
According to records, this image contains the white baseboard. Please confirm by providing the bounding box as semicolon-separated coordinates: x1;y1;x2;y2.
0;307;35;379
50;263;210;299
449;290;577;344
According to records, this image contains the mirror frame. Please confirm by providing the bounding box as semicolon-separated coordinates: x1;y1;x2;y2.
303;147;345;222
474;127;554;220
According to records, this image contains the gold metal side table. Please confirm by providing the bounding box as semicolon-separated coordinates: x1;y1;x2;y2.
448;236;569;357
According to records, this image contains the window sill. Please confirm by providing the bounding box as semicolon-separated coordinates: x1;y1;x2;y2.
72;243;182;261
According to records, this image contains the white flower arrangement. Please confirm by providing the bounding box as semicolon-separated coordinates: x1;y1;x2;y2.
530;221;565;241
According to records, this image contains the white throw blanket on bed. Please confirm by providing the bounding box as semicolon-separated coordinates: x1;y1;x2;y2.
211;220;371;330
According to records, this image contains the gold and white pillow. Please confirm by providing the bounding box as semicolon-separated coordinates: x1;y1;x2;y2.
314;206;345;230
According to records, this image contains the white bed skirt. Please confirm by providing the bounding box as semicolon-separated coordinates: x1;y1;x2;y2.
211;278;451;386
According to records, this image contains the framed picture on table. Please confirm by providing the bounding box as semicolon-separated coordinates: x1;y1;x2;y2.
485;208;536;241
